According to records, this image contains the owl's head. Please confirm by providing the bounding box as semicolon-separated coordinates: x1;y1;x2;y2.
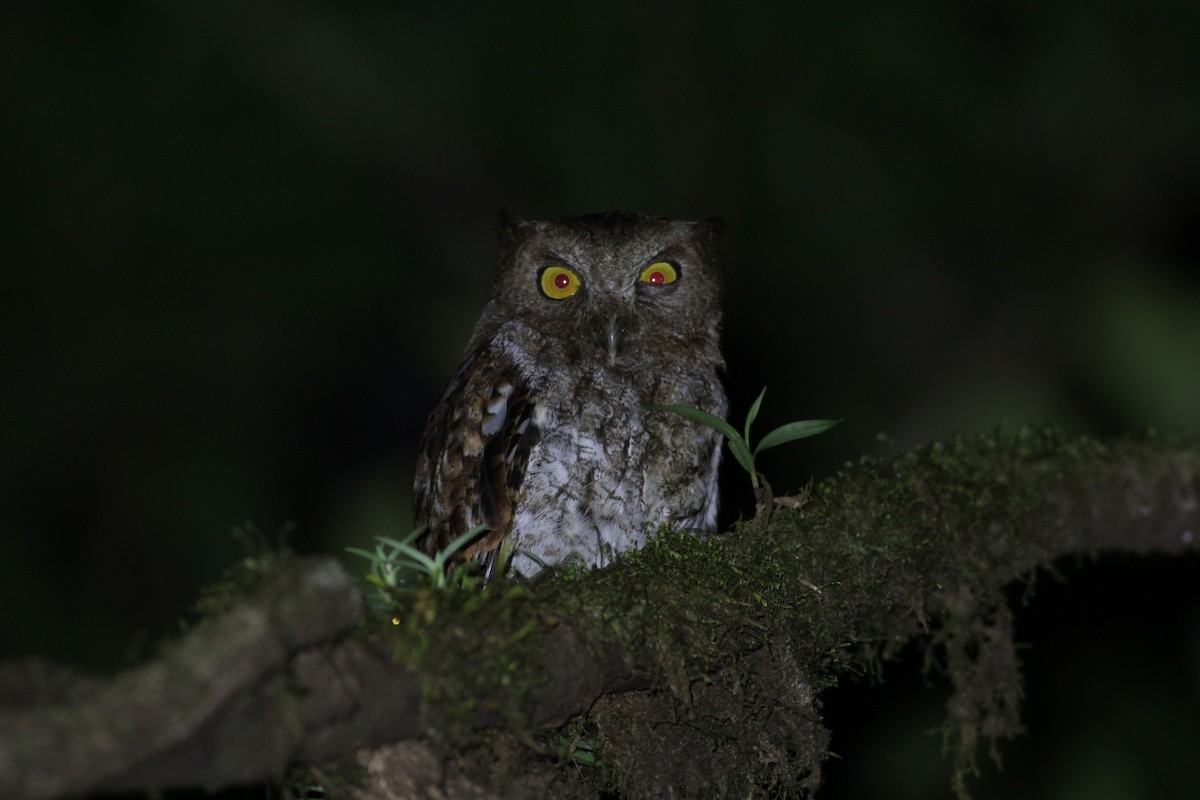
483;212;723;366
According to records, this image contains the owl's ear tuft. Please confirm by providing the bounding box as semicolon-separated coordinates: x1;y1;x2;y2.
693;216;724;237
498;210;531;242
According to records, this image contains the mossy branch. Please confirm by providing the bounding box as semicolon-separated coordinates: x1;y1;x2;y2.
1;429;1197;799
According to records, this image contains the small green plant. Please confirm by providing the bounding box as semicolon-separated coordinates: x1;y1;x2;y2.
346;524;487;601
562;733;601;768
654;386;838;503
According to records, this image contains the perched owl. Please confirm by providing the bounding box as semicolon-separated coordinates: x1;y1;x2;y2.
413;212;727;577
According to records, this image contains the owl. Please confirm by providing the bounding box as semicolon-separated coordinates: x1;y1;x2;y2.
413;212;727;578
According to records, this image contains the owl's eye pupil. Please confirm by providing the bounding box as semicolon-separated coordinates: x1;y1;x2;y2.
647;271;665;285
554;273;571;290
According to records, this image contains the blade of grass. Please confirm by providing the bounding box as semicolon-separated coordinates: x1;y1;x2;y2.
441;524;489;558
345;547;385;561
744;387;767;445
652;403;742;442
755;419;841;454
726;438;756;479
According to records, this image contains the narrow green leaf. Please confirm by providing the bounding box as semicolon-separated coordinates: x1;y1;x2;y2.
375;527;425;549
391;546;437;574
399;525;427;545
754;419;841;455
652;403;742;443
345;547;382;561
727;438;756;477
514;547;548;572
744;386;767;444
441;523;489;559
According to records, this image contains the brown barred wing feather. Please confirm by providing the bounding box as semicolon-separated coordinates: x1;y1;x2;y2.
413;345;537;571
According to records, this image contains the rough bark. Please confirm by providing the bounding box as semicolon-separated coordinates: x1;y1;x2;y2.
1;429;1197;799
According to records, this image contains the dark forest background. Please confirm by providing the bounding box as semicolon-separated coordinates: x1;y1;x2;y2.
2;3;1198;797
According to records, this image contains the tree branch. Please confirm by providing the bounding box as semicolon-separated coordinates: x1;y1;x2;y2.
2;430;1197;798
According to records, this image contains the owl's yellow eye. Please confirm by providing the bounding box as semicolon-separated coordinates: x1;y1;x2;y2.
639;261;678;286
539;266;581;299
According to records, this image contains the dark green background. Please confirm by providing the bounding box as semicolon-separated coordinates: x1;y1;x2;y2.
3;3;1198;797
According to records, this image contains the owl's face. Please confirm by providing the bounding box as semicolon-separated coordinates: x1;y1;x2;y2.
483;212;723;366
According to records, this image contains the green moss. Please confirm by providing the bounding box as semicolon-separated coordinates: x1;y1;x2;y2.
190;549;295;622
348;427;1199;798
374;580;546;746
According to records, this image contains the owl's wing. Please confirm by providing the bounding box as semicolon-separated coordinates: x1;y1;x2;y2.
413;344;538;576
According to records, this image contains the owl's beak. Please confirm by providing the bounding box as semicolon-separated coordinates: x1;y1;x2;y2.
603;316;623;366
